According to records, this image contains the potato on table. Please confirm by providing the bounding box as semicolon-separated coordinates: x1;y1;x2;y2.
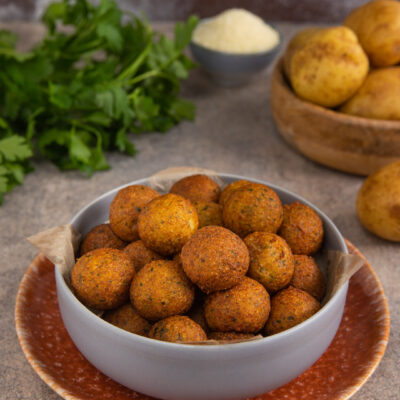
204;277;270;333
80;223;127;256
222;183;283;237
123;240;163;272
138;193;198;256
181;226;249;293
103;303;152;337
109;185;160;242
265;286;321;335
71;248;135;310
219;179;252;207
170;174;221;203
278;202;324;255
287;26;368;107
244;232;294;293
290;255;326;301
193;201;223;228
344;0;400;67
340;68;400;120
149;315;207;343
130;260;194;321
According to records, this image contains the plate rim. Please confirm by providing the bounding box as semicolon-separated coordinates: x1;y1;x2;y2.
15;240;390;400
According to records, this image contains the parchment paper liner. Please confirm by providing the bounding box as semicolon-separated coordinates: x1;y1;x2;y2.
28;166;365;345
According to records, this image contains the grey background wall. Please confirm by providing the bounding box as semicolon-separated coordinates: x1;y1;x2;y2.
0;0;369;22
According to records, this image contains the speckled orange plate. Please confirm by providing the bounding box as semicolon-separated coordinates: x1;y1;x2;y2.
15;241;389;400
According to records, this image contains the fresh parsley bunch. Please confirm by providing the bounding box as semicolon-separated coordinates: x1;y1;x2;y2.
0;0;198;204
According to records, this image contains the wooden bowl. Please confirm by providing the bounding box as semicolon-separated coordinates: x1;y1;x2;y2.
270;59;400;175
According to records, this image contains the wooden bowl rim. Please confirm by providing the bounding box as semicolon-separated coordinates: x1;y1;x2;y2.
273;58;400;129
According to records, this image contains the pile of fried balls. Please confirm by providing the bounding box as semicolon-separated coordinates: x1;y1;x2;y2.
71;175;326;343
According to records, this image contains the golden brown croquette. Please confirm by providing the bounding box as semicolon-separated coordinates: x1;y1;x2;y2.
170;174;221;203
123;240;163;272
130;260;194;321
71;248;135;310
204;277;270;333
103;303;152;337
80;223;127;256
138;193;198;256
278;202;324;255
181;226;249;293
149;315;207;343
290;255;326;301
244;232;294;294
222;183;283;237
219;180;252;207
193;201;223;228
109;185;160;242
265;286;321;335
208;331;255;341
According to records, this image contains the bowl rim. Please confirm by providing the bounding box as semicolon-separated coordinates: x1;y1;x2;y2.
274;58;400;128
56;172;348;352
190;19;282;57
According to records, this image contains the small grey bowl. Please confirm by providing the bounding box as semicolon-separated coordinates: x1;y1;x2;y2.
190;22;282;87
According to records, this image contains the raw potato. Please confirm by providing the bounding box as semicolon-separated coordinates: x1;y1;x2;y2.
344;0;400;67
340;68;400;120
356;161;400;242
288;26;369;108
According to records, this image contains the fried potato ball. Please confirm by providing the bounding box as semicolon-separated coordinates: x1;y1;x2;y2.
130;260;194;321
71;248;135;310
265;286;321;335
138;193;198;256
123;240;163;272
80;223;127;256
244;232;294;294
103;303;152;337
193;201;223;228
204;277;270;333
219;179;252;206
290;255;326;301
222;184;283;237
278;202;324;255
149;315;207;343
208;332;255;341
109;185;160;242
170;174;221;203
181;226;249;293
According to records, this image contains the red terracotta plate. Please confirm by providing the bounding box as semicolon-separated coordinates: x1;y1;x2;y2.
15;241;390;400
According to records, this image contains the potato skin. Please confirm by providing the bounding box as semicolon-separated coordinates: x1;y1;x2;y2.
222;183;283;237
130;260;194;321
170;174;221;203
71;248;135;310
289;26;368;108
219;180;252;207
138;193;198;256
265;286;321;335
109;185;160;242
344;0;400;67
278;202;324;255
103;303;152;337
123;240;163;272
244;232;294;294
149;316;207;343
80;223;127;256
204;277;270;333
193;201;223;228
356;161;400;241
181;226;249;293
290;255;326;301
340;68;400;120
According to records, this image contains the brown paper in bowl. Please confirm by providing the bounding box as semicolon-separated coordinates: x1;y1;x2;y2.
27;166;366;344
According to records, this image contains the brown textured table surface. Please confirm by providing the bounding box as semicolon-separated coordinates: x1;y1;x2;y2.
1;22;398;400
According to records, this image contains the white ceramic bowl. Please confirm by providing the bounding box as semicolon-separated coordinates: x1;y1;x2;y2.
55;173;348;400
